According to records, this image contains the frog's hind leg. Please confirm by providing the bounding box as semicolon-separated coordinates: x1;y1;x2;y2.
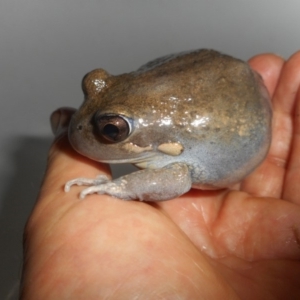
65;163;192;201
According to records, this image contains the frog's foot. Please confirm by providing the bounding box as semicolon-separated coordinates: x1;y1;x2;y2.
64;175;110;192
78;181;131;200
65;163;192;201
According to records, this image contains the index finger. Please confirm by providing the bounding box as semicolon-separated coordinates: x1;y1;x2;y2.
240;53;285;197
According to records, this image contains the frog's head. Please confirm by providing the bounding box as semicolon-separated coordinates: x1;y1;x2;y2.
68;69;168;164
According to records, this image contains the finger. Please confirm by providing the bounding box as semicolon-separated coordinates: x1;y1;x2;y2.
283;54;300;203
269;51;300;202
22;111;113;288
47;135;112;196
27;112;112;233
248;53;285;97
240;54;285;197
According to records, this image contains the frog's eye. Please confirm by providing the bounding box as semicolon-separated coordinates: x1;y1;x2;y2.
94;114;132;143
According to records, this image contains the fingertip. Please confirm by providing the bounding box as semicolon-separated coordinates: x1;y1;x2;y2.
48;135;111;181
40;134;111;208
248;53;285;97
278;49;300;92
26;134;111;231
286;49;300;65
248;53;285;73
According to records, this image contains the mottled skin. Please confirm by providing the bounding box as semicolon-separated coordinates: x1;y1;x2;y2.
65;49;272;201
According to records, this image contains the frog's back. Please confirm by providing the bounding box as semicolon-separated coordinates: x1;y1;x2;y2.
134;50;272;188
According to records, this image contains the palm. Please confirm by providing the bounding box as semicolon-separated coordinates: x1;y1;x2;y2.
21;53;300;299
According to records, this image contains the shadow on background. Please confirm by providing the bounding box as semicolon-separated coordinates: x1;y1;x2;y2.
0;135;138;299
0;136;52;299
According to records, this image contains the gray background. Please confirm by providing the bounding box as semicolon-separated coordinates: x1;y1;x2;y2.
0;0;299;298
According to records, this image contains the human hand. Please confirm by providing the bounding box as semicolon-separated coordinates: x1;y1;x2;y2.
20;52;300;299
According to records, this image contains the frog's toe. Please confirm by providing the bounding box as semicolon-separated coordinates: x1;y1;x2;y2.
79;182;127;199
79;186;102;199
64;175;110;192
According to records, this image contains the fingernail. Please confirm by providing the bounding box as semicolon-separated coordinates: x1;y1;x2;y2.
50;107;76;137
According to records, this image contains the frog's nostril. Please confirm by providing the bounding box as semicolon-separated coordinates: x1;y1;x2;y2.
77;124;83;131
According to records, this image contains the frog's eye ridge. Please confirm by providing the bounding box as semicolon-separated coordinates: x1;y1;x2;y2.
94;114;132;143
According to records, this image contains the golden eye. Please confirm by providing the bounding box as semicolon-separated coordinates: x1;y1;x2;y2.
94;114;132;143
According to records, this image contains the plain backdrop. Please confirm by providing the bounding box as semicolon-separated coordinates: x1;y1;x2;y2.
1;0;299;298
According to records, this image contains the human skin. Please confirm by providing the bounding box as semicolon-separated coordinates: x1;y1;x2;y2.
20;52;300;299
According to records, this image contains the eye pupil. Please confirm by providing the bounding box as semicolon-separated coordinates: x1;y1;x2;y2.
94;114;131;143
103;124;119;139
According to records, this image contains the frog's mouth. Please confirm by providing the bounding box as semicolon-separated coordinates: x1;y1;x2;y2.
98;152;157;165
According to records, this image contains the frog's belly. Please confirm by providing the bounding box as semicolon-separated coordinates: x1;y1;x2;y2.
187;132;270;188
150;131;270;189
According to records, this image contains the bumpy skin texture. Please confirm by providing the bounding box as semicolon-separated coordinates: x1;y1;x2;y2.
65;49;272;201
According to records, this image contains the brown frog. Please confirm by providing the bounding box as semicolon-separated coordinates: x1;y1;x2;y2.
65;49;272;201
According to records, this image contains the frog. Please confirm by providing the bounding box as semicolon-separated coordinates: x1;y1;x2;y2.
64;49;272;201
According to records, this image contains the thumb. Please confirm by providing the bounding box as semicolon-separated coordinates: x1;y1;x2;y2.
27;108;111;230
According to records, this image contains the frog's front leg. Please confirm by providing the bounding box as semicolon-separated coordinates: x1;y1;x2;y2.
65;163;192;201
